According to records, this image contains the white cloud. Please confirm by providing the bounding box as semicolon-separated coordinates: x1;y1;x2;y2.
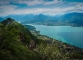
44;0;62;5
13;0;63;6
0;0;44;6
0;4;83;16
0;0;63;6
0;5;18;16
0;0;83;16
16;0;44;6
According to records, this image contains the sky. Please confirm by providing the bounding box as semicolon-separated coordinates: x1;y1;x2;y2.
0;0;83;16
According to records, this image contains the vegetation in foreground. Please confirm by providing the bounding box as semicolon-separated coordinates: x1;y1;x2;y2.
0;18;83;60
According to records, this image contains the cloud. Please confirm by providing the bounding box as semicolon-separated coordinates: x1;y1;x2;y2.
0;0;63;6
0;5;18;16
16;0;45;6
0;3;83;16
0;0;10;5
63;0;83;2
13;0;63;6
0;0;83;16
44;0;62;5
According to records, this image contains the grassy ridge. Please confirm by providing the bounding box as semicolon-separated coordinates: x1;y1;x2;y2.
0;18;40;60
0;18;83;60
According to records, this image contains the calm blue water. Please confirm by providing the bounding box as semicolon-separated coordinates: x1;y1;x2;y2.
29;24;83;48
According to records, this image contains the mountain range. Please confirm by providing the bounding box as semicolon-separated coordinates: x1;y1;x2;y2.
1;12;83;27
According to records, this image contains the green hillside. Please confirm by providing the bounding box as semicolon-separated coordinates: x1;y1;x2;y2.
0;18;40;60
0;18;83;60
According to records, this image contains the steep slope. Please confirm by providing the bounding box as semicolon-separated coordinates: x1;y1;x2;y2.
26;25;83;60
0;18;83;60
0;18;40;60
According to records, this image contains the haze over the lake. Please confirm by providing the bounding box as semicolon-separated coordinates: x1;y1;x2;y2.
0;0;83;17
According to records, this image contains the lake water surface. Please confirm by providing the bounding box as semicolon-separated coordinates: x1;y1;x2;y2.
30;25;83;48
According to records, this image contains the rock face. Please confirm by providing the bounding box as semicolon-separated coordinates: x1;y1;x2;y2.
29;40;35;48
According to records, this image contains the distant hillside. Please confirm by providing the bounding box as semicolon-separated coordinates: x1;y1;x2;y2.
27;12;83;26
59;12;83;26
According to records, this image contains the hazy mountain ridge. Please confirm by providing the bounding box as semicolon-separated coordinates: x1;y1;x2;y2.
2;14;35;22
28;12;83;26
1;12;83;26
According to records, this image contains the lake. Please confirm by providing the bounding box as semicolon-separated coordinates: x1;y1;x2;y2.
29;24;83;48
